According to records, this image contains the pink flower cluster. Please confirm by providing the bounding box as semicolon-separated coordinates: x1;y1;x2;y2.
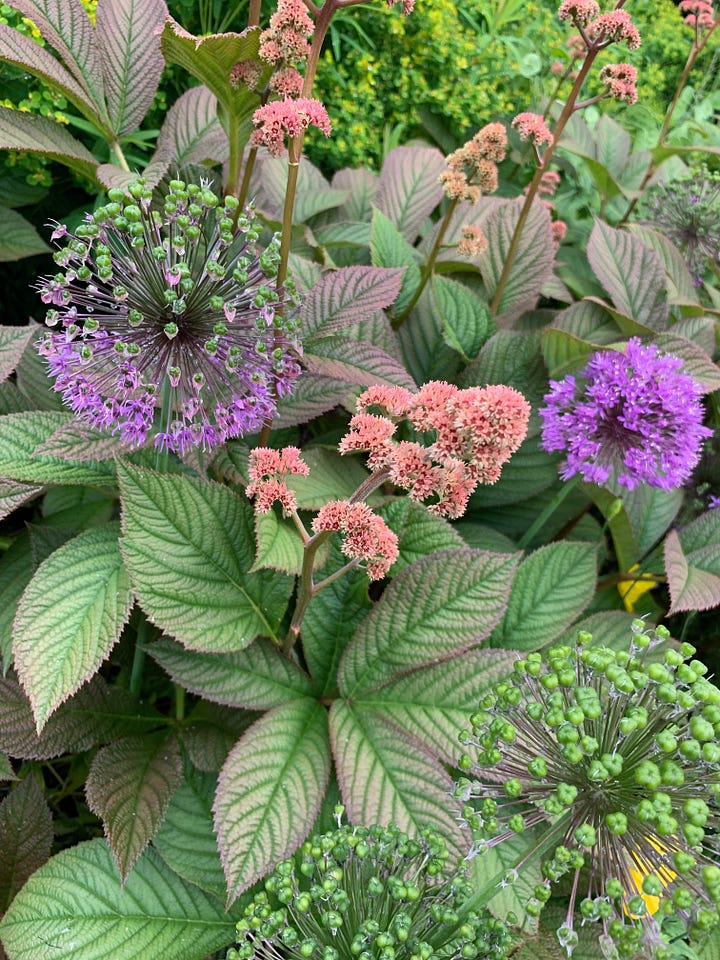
247;446;309;515
230;59;262;90
339;381;531;519
588;9;641;49
599;62;638;103
259;0;314;64
313;502;399;580
558;0;599;26
680;0;716;28
457;224;489;258
251;97;331;157
511;112;553;148
439;122;508;203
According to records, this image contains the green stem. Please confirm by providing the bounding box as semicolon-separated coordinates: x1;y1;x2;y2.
129;617;151;697
489;47;599;317
155;377;173;472
618;20;718;227
175;684;186;722
517;473;582;550
110;140;131;172
237;146;258;210
392;197;458;330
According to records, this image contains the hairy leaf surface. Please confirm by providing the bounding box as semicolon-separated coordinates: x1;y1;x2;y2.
0;412;116;485
0;107;98;182
375;146;445;242
665;511;720;614
0;207;50;262
0;776;53;914
301;266;404;339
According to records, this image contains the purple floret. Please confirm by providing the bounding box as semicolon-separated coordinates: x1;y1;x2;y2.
539;338;711;490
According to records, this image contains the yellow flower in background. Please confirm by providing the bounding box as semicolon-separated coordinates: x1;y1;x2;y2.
619;563;656;612
626;838;677;917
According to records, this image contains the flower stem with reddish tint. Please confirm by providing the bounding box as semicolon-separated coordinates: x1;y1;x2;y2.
489;49;598;317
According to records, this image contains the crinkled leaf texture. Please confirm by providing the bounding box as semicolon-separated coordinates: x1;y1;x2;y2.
118;462;293;652
0;208;50;262
0;776;53;914
300;266;404;339
0;840;236;960
214;698;331;904
375;145;445;242
13;523;132;731
665;511;720;614
85;733;182;883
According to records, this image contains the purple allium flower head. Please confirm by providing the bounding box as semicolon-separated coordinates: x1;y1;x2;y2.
539;338;711;490
36;178;302;454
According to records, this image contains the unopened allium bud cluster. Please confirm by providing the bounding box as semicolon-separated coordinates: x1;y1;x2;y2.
37;178;301;453
540;338;711;490
456;625;720;959
228;819;511;960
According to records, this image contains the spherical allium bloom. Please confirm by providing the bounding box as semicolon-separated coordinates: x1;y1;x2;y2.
600;63;638;104
457;224;489;258
588;9;642;49
639;172;720;284
539;338;711;490
229;818;512;960
36;179;301;453
511;112;554;148
246;445;309;515
456;626;720;959
251;98;331;157
558;0;599;27
313;500;399;580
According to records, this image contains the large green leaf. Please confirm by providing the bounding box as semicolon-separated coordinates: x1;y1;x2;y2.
0;533;32;672
665;511;720;614
378;498;463;573
95;0;166;136
0;776;53;914
153;767;226;900
649;331;720;393
286;448;370;510
154;85;227;167
615;484;683;556
118;463;293;652
148;637;314;709
0;327;35;384
302;542;372;697
303;336;416;389
627;224;699;306
253;509;304;575
85;733;182;883
13;523;132;731
375;146;445;242
0;107;98;182
397;289;463;385
432;275;492;360
0;840;236;960
160;18;262;148
0;675;160;761
490;542;597;651
214;698;331;902
356;649;517;764
6;0;106;119
0;412;116;485
479;197;554;320
300;266;404;339
370;208;421;316
586;219;668;329
339;548;519;698
0;207;50;262
329;701;464;855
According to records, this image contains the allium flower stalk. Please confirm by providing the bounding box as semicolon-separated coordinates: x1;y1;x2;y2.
228;818;512;960
539;338;711;490
456;625;720;959
37;179;301;453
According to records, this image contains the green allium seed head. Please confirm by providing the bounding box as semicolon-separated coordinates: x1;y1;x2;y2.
456;625;720;959
229;817;511;960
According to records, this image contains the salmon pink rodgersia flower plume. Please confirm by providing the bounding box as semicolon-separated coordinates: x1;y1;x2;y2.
313;501;399;580
37;179;301;454
539;338;711;490
339;380;531;519
557;0;600;26
251;98;331;157
599;63;638;103
456;625;720;959
247;446;309;515
511;112;554;148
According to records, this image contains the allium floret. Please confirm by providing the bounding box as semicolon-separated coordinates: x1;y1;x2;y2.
456;625;720;959
228;818;512;960
37;179;302;453
539;338;711;490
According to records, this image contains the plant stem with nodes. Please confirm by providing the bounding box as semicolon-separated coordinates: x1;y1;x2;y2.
281;468;390;655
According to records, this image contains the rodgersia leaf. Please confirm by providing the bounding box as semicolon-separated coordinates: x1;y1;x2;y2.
0;412;116;485
0;840;236;960
375;146;445;243
85;732;182;882
338;548;519;698
0;775;53;914
665;511;720;614
0;107;99;182
0;207;50;262
154;85;227;167
0;327;35;386
214;698;330;903
300;266;404;339
13;523;132;731
95;0;167;136
118;463;293;652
